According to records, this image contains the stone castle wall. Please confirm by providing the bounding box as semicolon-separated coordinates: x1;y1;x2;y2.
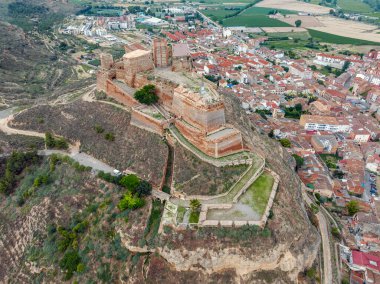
172;90;225;133
97;70;115;93
213;132;244;158
105;80;138;108
130;108;166;136
172;57;191;72
134;74;176;108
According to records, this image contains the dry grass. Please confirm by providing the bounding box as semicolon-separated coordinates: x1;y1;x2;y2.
172;144;248;196
313;16;380;43
11;101;168;186
255;0;331;14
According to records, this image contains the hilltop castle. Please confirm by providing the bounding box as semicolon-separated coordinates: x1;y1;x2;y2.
96;38;244;158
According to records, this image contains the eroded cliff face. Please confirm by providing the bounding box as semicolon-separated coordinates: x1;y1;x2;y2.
157;242;317;281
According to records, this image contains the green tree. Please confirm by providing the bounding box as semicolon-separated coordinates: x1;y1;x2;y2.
135;180;152;197
346;200;359;216
59;250;81;280
119;174;140;191
45;132;55;148
292;154;304;168
279;138;291;148
117;192;145;211
295;19;302;27
134;84;158;105
190;199;201;212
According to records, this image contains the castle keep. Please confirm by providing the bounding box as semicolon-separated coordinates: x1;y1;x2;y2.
96;40;244;158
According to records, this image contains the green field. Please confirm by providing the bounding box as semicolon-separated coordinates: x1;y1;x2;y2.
267;31;311;40
223;14;292;27
204;4;296;26
239;6;297;16
241;172;275;215
203;9;238;21
200;0;254;3
338;0;372;13
308;29;380;45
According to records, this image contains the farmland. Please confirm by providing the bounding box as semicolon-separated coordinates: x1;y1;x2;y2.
222;14;292;27
308;29;380;45
337;0;372;13
202;9;238;22
203;2;297;26
255;0;331;14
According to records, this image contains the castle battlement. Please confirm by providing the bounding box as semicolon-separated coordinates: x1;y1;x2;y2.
96;39;244;158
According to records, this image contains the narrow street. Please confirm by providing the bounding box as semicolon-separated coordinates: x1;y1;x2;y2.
302;190;333;284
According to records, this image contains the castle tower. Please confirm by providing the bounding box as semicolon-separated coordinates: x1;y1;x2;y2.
153;38;170;68
97;53;115;93
100;53;114;70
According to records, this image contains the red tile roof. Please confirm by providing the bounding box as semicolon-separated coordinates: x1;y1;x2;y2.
352;251;380;272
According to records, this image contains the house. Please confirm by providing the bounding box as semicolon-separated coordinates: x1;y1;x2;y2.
313;53;347;69
299;115;351;133
310;135;338;154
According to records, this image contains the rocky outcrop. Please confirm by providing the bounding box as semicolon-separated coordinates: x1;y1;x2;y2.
158;242;317;281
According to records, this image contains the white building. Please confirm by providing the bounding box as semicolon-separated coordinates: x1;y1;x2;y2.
313;53;347;69
300;115;351;133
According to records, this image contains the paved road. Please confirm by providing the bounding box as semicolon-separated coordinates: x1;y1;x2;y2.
302;190;333;284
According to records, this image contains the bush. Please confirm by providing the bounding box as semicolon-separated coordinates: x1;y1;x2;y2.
331;227;340;239
134;84;158;105
94;124;105;134
0;151;40;195
279;138;291;148
117;192;145;211
305;267;316;278
292;154;304;168
346;200;359;216
119;174;140;191
104;132;115;141
59;250;82;280
45;132;68;150
134;180;152;197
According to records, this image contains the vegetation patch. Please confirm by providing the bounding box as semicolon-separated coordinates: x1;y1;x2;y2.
11;102;168;186
308;29;380;46
241;172;275;215
172;144;248;196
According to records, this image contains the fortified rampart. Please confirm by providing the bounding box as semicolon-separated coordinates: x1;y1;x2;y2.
130;107;170;136
96;40;244;159
105;80;138;108
123;49;154;85
172;86;225;133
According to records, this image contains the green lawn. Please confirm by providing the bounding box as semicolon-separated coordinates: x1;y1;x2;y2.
189;211;200;223
338;0;372;13
241;172;275;215
308;29;380;46
176;206;186;223
223;14;292;27
239;6;297;16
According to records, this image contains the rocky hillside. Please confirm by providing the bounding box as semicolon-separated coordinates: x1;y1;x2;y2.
5;92;321;283
11;101;169;187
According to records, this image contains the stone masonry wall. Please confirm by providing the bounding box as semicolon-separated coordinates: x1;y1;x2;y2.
172;90;226;133
106;80;138;108
130;108;165;136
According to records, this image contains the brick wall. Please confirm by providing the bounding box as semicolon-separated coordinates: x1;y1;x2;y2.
130;108;165;136
105;80;138;108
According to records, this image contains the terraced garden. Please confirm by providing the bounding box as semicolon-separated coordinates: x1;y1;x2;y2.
206;171;275;221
